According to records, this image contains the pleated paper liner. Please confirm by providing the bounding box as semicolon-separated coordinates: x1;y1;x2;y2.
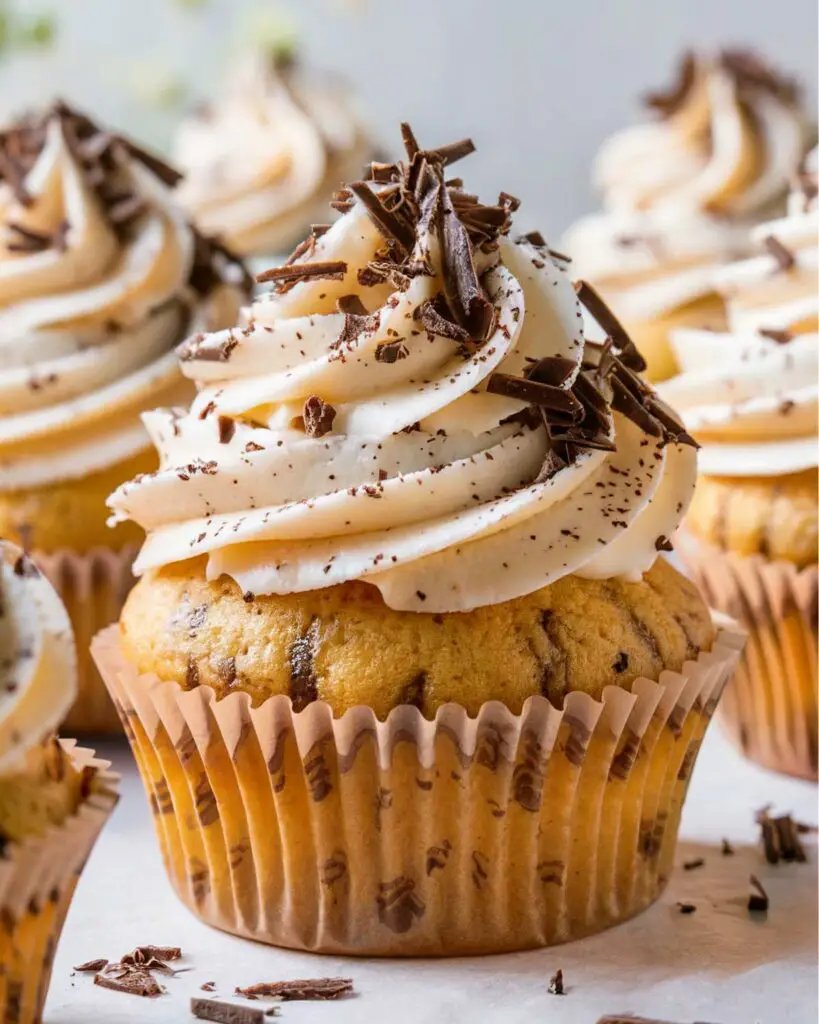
93;621;743;957
0;742;119;1024
678;532;818;782
34;546;138;735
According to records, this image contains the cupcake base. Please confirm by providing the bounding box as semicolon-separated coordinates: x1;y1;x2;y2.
35;547;137;735
0;743;119;1024
93;621;742;956
678;532;818;781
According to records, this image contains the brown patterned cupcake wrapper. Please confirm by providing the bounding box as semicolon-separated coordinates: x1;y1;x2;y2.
34;546;138;735
0;743;119;1024
678;532;818;781
93;622;742;956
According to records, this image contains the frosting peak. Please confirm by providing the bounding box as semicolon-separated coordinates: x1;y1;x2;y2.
0;102;251;490
563;48;812;326
110;126;698;613
173;52;375;258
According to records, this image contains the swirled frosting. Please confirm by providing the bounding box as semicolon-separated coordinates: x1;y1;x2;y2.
173;52;374;258
0;102;251;491
0;541;75;772
110;126;698;614
660;147;818;477
563;50;812;324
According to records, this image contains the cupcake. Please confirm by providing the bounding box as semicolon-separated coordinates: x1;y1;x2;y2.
94;125;743;955
172;50;375;267
0;101;251;733
0;540;118;1023
662;149;818;780
563;49;812;383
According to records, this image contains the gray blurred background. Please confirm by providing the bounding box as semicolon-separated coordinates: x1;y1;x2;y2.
1;0;816;238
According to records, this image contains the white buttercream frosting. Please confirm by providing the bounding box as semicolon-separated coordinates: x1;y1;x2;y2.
174;52;374;258
0;103;251;490
110;131;698;613
660;154;818;478
0;541;75;772
563;50;812;322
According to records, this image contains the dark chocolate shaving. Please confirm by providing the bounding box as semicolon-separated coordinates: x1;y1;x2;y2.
303;396;336;438
74;959;109;972
575;280;647;372
414;297;471;341
758;328;793;344
643;50;697;117
235;978;353;1001
547;969;565;995
191;998;265;1023
676;902;697;914
683;857;705;871
256;261;347;286
762;234;796;272
748;873;769;914
655;535;674;552
375;340;409;363
487;373;583;418
756;808;808;864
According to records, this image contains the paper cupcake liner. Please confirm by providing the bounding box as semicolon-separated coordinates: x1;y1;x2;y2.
92;621;742;956
678;532;818;781
34;546;138;735
0;742;119;1024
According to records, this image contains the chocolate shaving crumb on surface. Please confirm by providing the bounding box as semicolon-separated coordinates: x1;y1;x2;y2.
762;234;796;272
303;396;336;438
547;969;565;995
73;959;108;973
235;978;354;1001
676;901;697;914
683;857;705;871
721;838;735;856
748;873;769;914
191;997;266;1023
756;808;809;864
94;967;163;998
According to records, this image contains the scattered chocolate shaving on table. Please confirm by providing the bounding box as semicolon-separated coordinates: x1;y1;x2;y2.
303;396;336;438
255;260;347;286
721;838;735;856
235;978;354;1001
547;969;565;995
73;959;108;973
756;808;808;864
762;235;796;272
596;1017;716;1024
683;857;705;871
191;997;266;1023
201;982;217;992
94;966;164;998
676;902;697;914
643;50;697;116
748;873;769;914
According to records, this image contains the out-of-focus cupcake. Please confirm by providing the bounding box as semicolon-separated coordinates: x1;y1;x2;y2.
0;540;118;1023
662;148;818;779
172;50;375;268
94;124;743;955
564;49;812;382
0;101;251;733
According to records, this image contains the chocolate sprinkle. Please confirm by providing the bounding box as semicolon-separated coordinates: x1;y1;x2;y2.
762;235;796;272
234;978;353;1001
303;396;336;438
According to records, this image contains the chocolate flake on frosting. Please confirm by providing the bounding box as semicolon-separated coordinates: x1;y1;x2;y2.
758;327;793;344
643;50;697;117
303;396;336;438
762;235;796;272
255;260;347;286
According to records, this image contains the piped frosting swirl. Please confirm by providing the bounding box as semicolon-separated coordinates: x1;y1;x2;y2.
0;541;75;772
660;146;818;477
0;102;252;491
563;49;812;324
173;52;374;258
110;126;698;613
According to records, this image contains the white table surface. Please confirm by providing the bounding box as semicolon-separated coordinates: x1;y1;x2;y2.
45;724;818;1024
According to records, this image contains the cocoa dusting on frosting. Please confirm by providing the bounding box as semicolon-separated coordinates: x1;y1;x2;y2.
234;978;353;1001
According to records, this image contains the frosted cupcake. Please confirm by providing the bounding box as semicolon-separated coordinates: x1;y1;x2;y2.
563;49;811;382
0;540;118;1023
95;125;743;955
663;149;818;780
173;50;375;266
0;101;251;733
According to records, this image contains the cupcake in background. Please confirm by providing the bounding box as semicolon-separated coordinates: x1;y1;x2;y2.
0;101;251;733
0;540;118;1023
662;148;818;780
95;125;743;956
172;48;375;269
563;49;812;382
